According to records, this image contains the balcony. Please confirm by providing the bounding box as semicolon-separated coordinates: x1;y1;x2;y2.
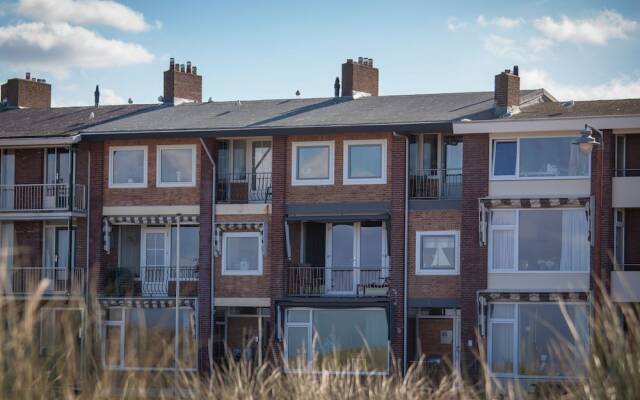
611;264;640;302
0;184;87;214
103;266;198;297
0;267;84;297
216;172;272;204
285;265;388;297
409;169;462;200
613;169;640;208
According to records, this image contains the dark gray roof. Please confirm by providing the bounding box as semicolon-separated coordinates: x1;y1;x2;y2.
0;104;159;139
511;99;640;120
82;90;544;136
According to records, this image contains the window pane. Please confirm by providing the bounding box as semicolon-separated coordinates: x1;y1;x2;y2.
233;140;246;177
217;140;230;176
491;304;515;319
312;309;388;372
105;325;121;367
297;146;329;180
420;235;456;270
177;309;197;369
288;309;310;323
493;141;517;176
360;222;383;268
492;230;514;270
226;236;260;271
120;225;140;275
161;148;193;183
113;149;144;184
287;326;309;370
331;224;354;268
491;210;516;225
423;135;438;170
124;308;176;368
445;140;463;170
348;144;382;179
518;304;588;377
171;226;199;268
520;137;589;177
491;323;514;373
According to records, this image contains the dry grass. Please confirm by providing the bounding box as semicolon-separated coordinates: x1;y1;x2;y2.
1;280;639;399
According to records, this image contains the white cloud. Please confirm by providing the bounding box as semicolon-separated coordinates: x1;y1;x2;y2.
533;10;638;45
100;88;125;105
477;15;524;29
521;68;640;100
17;0;153;32
52;87;124;107
447;17;466;32
483;34;528;61
0;22;154;76
527;36;554;52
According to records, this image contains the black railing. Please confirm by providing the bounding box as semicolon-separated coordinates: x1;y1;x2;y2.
614;169;640;177
409;169;462;200
285;265;388;297
103;266;198;297
616;264;640;272
216;172;272;204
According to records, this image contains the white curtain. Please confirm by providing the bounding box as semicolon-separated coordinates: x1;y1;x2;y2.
568;142;589;176
492;229;514;270
560;210;590;271
491;322;514;373
0;223;14;292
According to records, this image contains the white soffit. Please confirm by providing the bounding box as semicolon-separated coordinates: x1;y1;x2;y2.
453;115;640;134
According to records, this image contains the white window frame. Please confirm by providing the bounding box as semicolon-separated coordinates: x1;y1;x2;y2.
343;139;387;185
415;230;460;276
490;136;591;181
108;146;148;188
488;208;590;273
221;231;263;276
291;141;335;186
156;144;197;188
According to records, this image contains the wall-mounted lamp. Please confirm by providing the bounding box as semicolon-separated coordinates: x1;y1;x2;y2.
572;123;603;154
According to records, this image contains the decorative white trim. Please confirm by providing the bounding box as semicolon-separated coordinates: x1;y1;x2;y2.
342;139;387;185
453;114;640;134
156;144;197;187
291;141;334;186
108;146;148;188
221;231;263;276
415;230;460;276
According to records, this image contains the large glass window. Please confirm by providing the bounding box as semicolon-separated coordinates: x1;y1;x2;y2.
493;141;517;176
158;145;195;186
416;231;459;275
222;232;262;275
489;209;589;272
292;141;334;185
285;308;389;373
110;147;147;187
344;140;386;184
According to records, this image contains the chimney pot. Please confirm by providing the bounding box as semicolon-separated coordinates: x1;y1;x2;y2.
25;72;30;80
358;57;364;64
186;61;192;73
180;64;185;73
513;65;519;76
192;66;197;75
169;57;175;69
346;58;353;64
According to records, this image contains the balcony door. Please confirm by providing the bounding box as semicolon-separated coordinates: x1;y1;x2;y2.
0;150;15;209
44;148;71;209
141;227;170;296
44;226;75;293
325;222;386;295
250;140;272;202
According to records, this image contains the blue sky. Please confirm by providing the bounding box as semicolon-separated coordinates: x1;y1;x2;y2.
1;0;639;106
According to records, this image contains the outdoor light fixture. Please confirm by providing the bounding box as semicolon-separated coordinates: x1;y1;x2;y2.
572;123;603;154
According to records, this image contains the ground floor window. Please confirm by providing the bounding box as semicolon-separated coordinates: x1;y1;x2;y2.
488;302;588;378
284;307;389;374
103;306;197;371
212;307;270;364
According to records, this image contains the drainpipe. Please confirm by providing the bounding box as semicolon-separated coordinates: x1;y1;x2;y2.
199;138;216;370
393;132;409;373
67;144;75;296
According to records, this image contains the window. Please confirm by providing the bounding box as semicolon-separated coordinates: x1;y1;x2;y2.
491;137;590;179
343;140;387;184
157;145;196;187
292;141;334;186
489;209;590;272
416;231;460;275
109;146;147;188
488;303;588;378
284;308;389;373
222;232;262;275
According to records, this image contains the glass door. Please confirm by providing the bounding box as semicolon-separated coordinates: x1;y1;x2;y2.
250;141;272;202
0;150;15;210
326;223;356;294
44;226;75;293
44;148;71;209
141;227;169;296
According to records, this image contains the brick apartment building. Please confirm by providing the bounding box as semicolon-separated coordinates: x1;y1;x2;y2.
1;58;639;390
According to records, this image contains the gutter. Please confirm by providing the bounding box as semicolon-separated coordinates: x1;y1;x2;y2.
453;114;640;134
199;138;216;371
0;134;81;147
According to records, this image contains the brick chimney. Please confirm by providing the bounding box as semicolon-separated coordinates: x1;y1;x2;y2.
494;66;520;111
341;57;379;97
163;58;202;104
1;72;51;108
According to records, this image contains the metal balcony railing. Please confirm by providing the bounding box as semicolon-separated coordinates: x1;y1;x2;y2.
409;169;462;200
285;265;389;297
0;267;84;296
0;184;87;213
216;172;272;204
103;266;199;297
615;264;640;272
614;169;640;177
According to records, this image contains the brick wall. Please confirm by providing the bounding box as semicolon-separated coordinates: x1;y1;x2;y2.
14;148;43;185
494;71;519;109
286;132;392;203
86;141;106;296
164;69;202;103
103;139;201;206
408;209;462;299
460;134;489;378
13;221;42;267
341;60;379;97
1;78;51;108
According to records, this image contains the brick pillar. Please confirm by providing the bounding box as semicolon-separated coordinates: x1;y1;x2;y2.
198;138;217;372
269;135;287;362
591;130;614;300
87;141;106;297
460;134;489;380
389;134;406;370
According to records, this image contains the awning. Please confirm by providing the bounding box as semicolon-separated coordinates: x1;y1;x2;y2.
214;221;267;257
478;196;592;247
99;297;197;309
285;213;389;223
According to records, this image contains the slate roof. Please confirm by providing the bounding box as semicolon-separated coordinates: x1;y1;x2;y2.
510;99;640;120
0;104;159;139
